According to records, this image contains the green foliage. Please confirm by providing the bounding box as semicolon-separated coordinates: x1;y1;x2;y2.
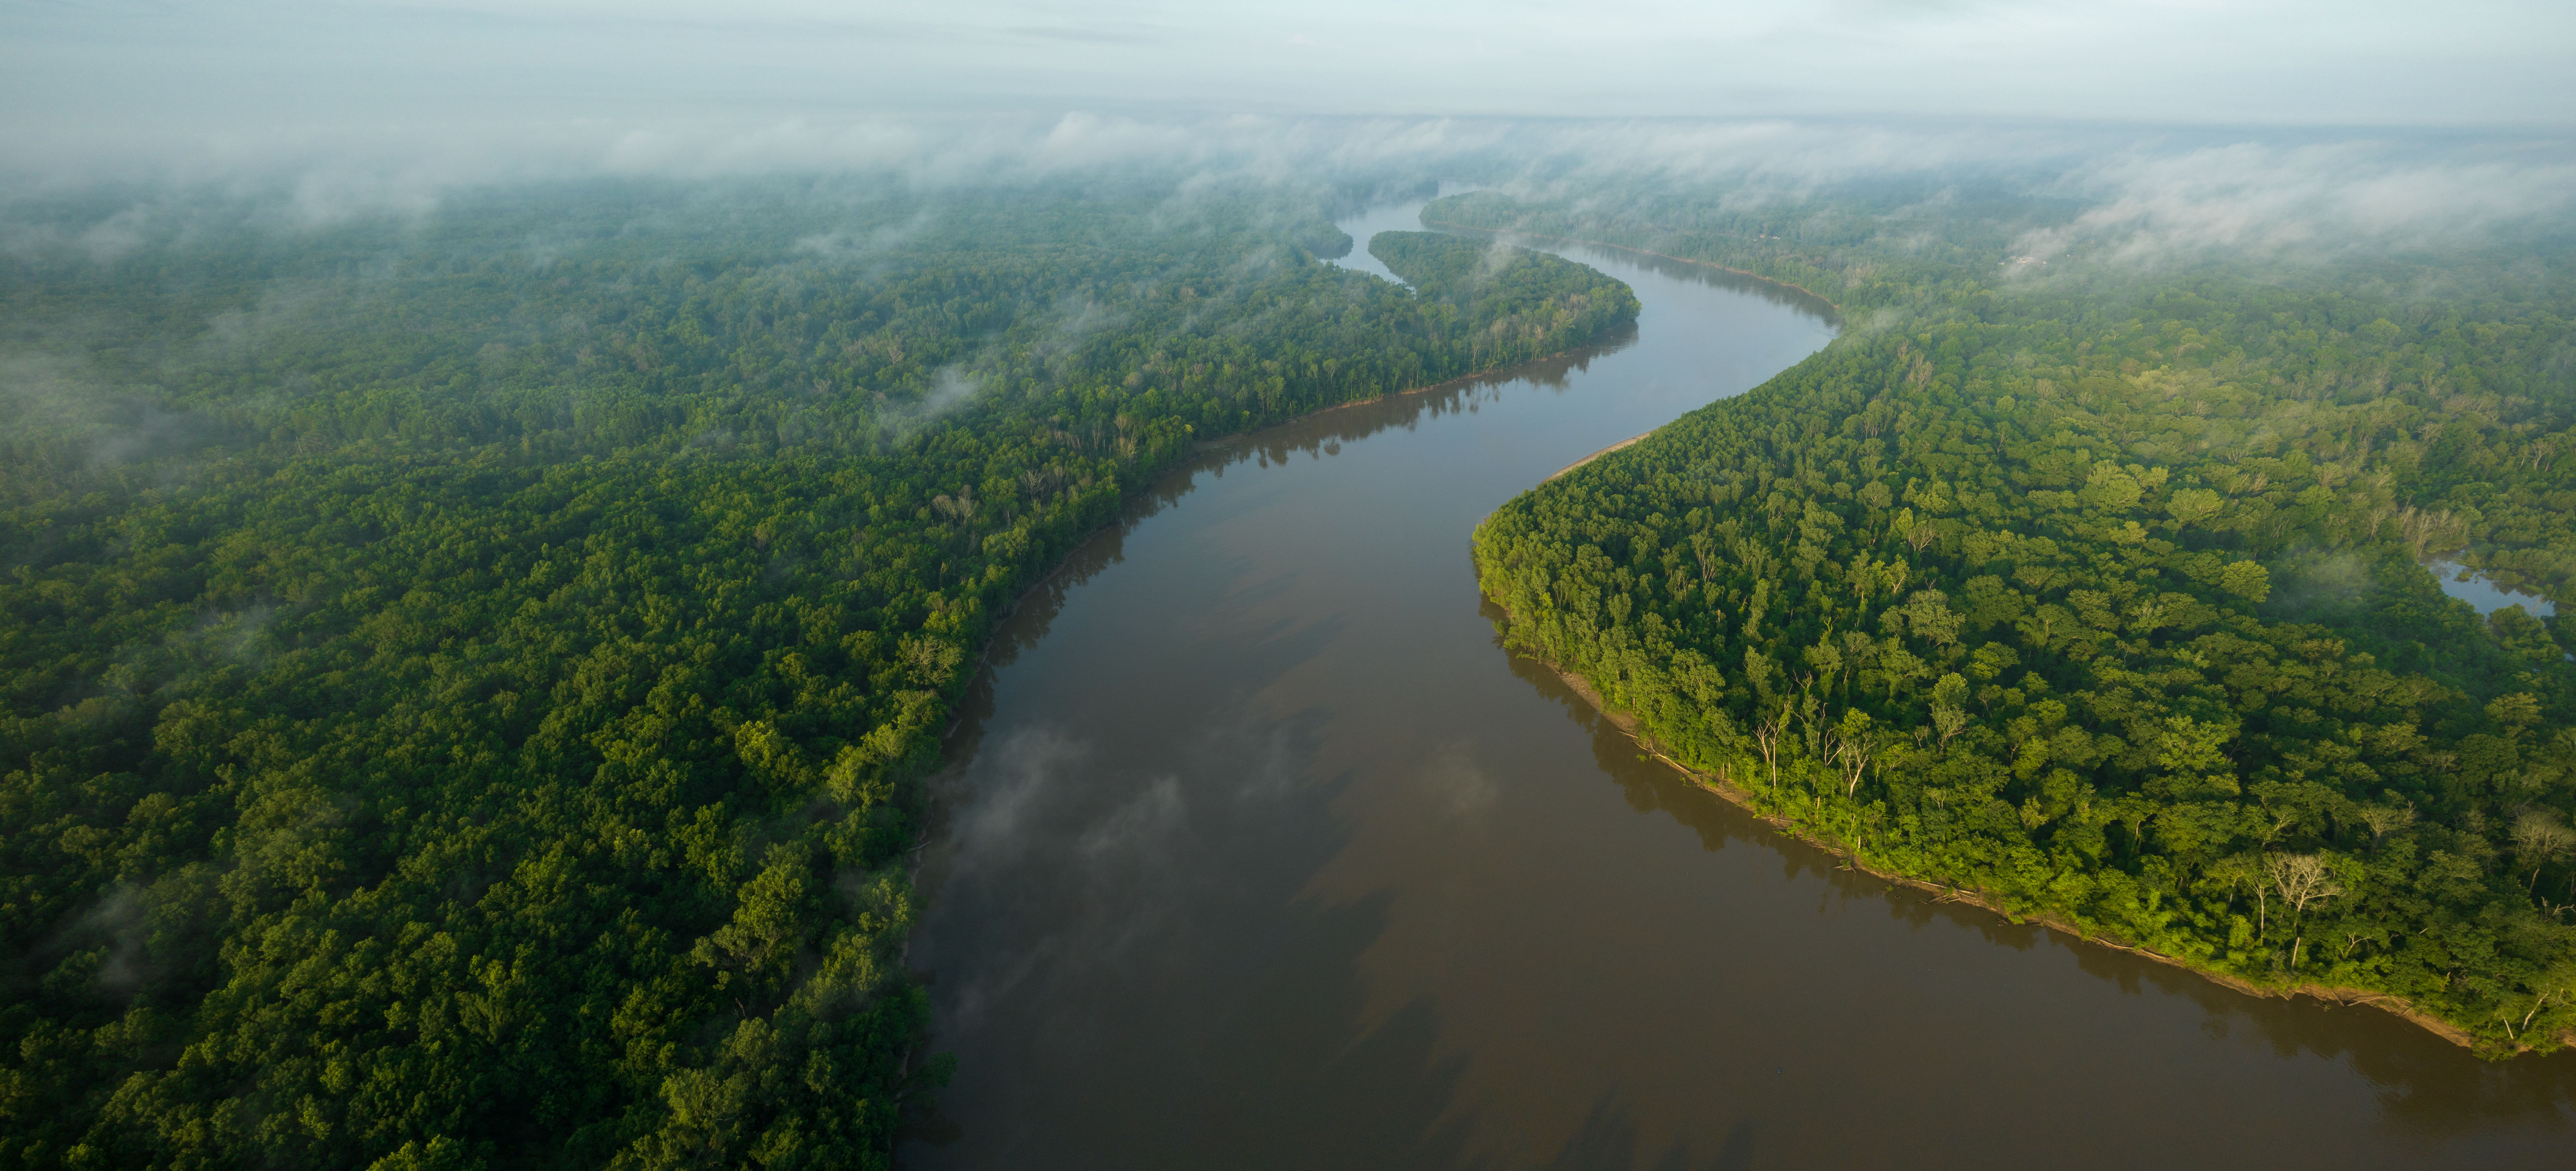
1369;231;1640;371
0;182;1635;1167
1464;188;2576;1054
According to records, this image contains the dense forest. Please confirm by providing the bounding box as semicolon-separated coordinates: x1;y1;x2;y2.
0;180;1634;1170
1452;186;2576;1053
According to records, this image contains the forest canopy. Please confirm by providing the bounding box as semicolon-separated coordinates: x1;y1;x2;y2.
0;181;1634;1170
1450;184;2576;1054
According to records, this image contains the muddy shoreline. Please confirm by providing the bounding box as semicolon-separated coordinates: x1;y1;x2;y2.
1510;642;2515;1052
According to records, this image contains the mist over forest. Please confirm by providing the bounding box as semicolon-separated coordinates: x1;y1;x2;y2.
7;3;2576;1169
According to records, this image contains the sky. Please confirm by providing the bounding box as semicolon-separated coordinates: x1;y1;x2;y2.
5;1;2571;166
2;0;2572;248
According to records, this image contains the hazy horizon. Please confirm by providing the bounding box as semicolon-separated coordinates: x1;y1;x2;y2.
6;1;2572;185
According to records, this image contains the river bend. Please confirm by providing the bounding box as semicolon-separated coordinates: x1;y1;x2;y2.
897;200;2576;1169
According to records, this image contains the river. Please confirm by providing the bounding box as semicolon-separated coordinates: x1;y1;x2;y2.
896;199;2576;1168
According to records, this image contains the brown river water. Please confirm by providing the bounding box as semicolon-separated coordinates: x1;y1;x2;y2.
896;201;2576;1168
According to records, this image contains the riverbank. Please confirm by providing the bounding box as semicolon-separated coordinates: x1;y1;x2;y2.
1543;431;1650;482
1396;212;2529;1052
1423;218;1848;321
1500;633;2524;1054
951;336;1625;739
902;199;2576;1166
1434;213;1842;490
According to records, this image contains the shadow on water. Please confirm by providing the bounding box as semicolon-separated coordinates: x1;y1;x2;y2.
907;331;1657;1167
1484;591;2576;1150
941;324;1641;713
1206;324;1641;473
900;197;2576;1170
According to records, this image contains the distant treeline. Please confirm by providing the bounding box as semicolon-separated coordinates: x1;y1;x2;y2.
0;183;1633;1170
1451;187;2576;1054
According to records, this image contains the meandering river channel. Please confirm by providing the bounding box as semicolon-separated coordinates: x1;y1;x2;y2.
897;200;2576;1168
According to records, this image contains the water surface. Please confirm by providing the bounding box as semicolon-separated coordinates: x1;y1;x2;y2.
2431;560;2556;617
899;200;2576;1169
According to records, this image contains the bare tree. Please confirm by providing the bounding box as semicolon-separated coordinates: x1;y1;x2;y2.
1751;701;1791;799
2510;962;2576;1040
2266;852;2345;970
2511;810;2576;894
1825;710;1878;798
2394;505;2466;561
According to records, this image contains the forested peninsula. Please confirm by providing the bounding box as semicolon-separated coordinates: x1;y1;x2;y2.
0;184;1633;1170
1451;187;2576;1053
